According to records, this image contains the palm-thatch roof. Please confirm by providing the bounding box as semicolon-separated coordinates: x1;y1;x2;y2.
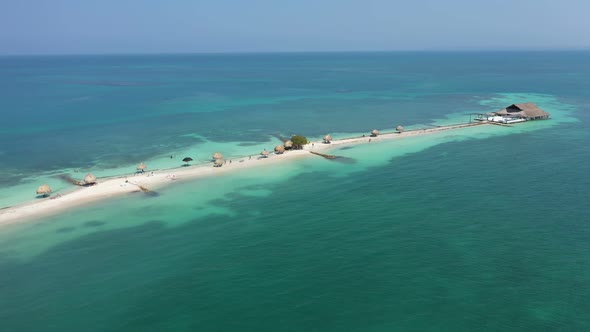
396;125;405;133
260;149;270;157
495;103;550;119
323;134;332;143
284;140;293;149
214;158;224;167
275;145;285;154
84;173;97;185
371;129;380;137
36;184;52;196
137;162;147;171
212;152;223;160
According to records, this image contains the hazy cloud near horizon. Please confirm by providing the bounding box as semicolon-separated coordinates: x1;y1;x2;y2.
0;0;588;55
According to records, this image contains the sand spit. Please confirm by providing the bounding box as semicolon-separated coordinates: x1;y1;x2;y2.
0;122;485;225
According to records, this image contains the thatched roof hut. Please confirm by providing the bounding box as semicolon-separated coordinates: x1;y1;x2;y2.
396;125;405;133
323;134;332;143
371;129;380;137
275;145;285;154
495;103;550;120
137;162;147;172
212;152;223;160
284;140;293;149
214;159;224;167
36;184;52;197
84;173;97;185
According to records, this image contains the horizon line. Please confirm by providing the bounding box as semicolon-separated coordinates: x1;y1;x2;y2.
1;47;589;57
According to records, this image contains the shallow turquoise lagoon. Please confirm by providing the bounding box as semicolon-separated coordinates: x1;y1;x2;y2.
1;52;589;331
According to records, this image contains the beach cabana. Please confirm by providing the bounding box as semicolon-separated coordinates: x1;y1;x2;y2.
182;157;193;166
260;149;270;158
494;103;550;120
371;129;380;137
84;173;97;185
284;140;293;150
212;152;223;161
214;159;224;167
275;145;286;154
323;134;332;144
396;125;405;133
36;184;52;197
137;162;147;173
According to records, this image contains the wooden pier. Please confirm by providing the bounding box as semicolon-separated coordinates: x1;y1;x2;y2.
137;185;151;192
310;151;337;159
57;174;84;186
485;121;513;127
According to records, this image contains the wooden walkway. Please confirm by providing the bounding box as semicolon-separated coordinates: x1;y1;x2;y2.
310;151;337;159
486;121;513;127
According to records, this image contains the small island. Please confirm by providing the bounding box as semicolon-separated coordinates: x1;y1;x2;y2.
0;105;549;226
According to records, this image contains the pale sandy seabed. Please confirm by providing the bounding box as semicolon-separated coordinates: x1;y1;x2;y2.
0;122;491;226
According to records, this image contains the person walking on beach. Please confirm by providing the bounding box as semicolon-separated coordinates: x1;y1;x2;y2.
369;138;372;143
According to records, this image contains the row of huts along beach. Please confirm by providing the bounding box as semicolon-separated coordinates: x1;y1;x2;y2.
35;173;97;197
215;126;407;164
34;127;403;197
33;126;409;197
35;103;547;197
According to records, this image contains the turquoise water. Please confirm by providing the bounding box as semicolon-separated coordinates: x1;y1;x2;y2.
1;52;589;331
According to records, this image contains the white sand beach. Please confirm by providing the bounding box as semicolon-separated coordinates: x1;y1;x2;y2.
0;122;486;226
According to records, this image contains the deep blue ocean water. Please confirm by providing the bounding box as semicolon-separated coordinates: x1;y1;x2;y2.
0;52;589;331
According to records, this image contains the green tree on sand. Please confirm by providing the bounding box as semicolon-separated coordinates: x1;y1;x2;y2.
290;135;308;150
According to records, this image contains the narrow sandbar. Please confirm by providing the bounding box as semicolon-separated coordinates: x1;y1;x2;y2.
0;122;486;226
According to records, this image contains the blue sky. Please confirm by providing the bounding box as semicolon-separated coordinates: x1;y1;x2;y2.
0;0;588;54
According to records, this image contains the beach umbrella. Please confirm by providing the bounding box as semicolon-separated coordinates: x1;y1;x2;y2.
84;173;97;185
323;134;332;143
371;129;380;137
274;145;286;154
260;149;270;157
212;152;223;160
396;125;405;133
137;162;147;172
182;157;193;165
284;140;293;149
214;158;224;167
36;184;52;197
